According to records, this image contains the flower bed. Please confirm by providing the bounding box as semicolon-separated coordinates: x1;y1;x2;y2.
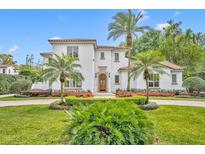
116;90;133;97
134;91;174;97
51;90;93;97
21;89;51;96
65;96;146;106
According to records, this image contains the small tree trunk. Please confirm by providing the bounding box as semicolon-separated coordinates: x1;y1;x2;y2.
60;81;64;103
145;78;149;104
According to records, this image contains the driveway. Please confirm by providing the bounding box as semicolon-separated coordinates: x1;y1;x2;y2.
151;99;205;108
0;98;205;108
0;99;59;108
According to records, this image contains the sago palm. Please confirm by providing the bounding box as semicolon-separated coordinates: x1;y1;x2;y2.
131;51;165;103
42;53;84;103
107;9;150;91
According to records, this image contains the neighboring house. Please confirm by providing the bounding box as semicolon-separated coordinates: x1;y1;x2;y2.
32;38;183;92
0;65;19;75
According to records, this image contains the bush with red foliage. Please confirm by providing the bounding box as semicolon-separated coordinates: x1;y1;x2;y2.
116;90;133;97
134;91;174;97
21;89;51;97
51;90;93;97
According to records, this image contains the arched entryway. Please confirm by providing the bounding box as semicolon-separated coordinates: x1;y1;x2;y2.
99;73;107;92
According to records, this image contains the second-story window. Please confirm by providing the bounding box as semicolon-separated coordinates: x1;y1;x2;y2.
100;52;105;60
67;46;79;57
114;53;119;62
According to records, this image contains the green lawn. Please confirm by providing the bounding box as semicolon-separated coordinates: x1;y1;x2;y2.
0;96;59;101
150;96;205;101
0;105;205;144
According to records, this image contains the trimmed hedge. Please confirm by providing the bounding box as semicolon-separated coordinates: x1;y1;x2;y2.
65;96;146;106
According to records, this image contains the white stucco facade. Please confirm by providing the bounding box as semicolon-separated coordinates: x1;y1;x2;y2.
32;38;184;92
0;65;19;75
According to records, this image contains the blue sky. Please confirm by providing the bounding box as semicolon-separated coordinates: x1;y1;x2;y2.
0;9;205;64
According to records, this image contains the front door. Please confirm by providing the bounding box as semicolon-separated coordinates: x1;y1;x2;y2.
99;73;107;91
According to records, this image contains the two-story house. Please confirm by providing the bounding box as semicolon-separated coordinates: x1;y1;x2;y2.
32;38;183;92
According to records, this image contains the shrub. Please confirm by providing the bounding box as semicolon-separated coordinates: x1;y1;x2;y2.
49;101;69;110
65;96;146;106
182;77;205;93
63;101;154;145
21;89;51;96
140;102;159;110
9;79;32;93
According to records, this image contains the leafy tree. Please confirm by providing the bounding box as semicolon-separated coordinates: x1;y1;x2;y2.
42;54;84;103
159;20;205;77
131;51;165;103
0;54;16;65
63;101;154;145
133;29;161;52
107;9;150;91
19;65;43;83
182;77;205;93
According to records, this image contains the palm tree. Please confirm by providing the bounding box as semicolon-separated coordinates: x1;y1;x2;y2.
131;51;165;103
42;54;84;103
107;9;150;91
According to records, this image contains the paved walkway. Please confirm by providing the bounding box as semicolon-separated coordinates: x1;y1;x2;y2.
0;98;205;108
0;99;59;108
150;99;205;108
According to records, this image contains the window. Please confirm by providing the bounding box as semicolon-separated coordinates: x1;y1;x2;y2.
115;75;120;84
8;69;10;74
2;68;5;74
148;74;159;88
67;46;79;57
114;53;119;61
66;80;82;88
172;74;177;84
100;52;105;60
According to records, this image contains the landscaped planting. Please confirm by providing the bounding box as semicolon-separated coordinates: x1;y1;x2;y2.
65;96;146;106
63;101;154;145
1;104;205;144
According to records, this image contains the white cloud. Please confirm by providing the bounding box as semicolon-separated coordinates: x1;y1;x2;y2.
173;11;181;16
49;36;61;40
9;45;19;52
155;23;170;31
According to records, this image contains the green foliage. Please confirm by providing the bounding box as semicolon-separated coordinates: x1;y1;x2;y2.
159;21;205;76
65;96;146;106
0;74;32;94
0;54;16;64
133;29;161;52
49;101;69;110
9;79;32;93
182;77;205;93
131;50;166;103
63;101;154;145
19;64;43;83
42;54;84;102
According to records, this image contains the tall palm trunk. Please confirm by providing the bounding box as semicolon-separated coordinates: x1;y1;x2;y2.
144;69;149;103
60;81;64;103
60;72;65;103
127;33;132;91
145;78;149;104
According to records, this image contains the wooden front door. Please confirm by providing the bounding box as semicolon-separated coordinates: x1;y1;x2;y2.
99;73;107;91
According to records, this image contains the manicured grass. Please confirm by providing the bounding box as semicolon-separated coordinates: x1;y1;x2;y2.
0;96;59;101
0;104;205;144
150;96;205;101
0;105;67;144
146;106;205;144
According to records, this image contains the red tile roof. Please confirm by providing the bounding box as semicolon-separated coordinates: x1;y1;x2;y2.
158;61;182;70
0;64;16;68
48;38;97;44
119;61;182;71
